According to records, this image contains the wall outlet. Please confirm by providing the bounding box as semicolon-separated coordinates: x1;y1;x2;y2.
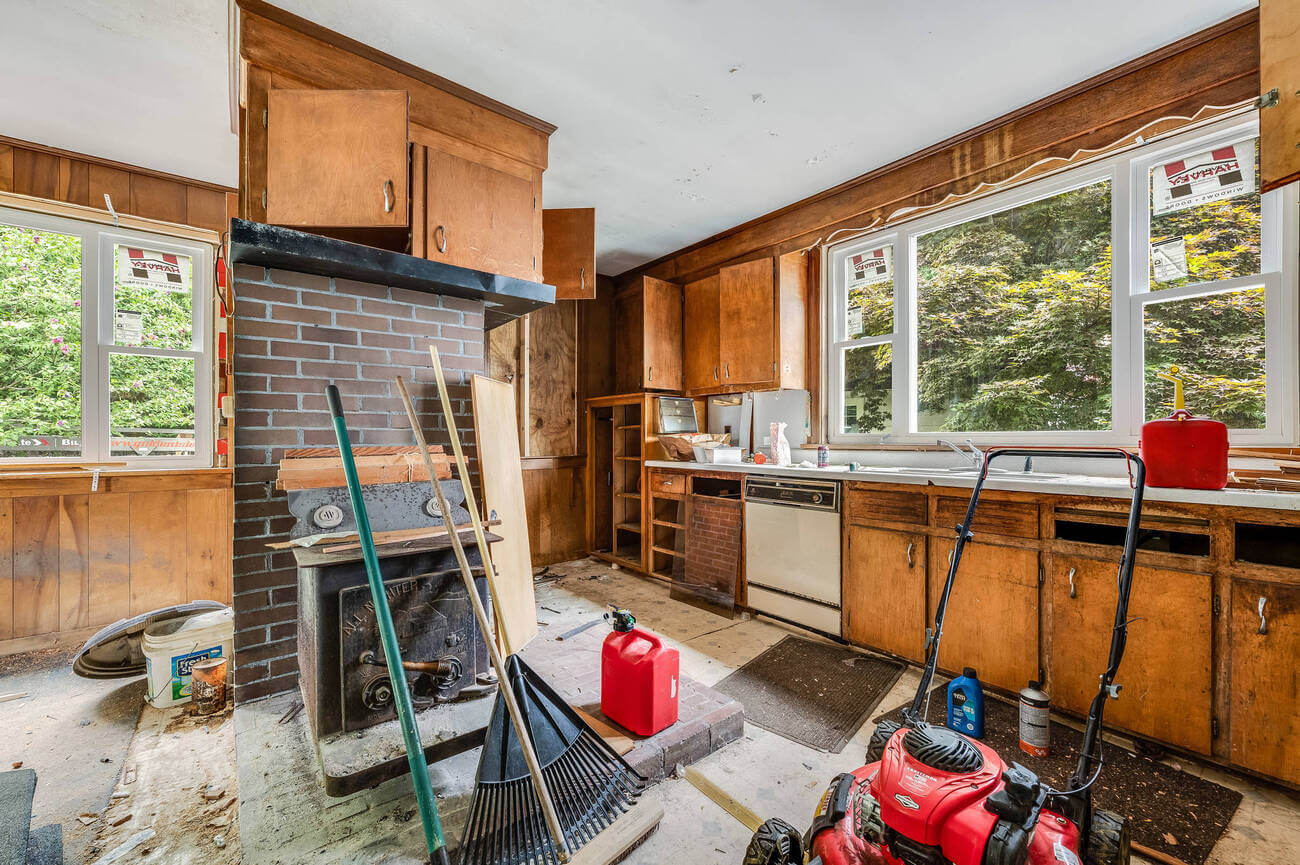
763;436;771;445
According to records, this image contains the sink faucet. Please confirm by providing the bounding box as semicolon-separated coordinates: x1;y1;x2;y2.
937;439;981;468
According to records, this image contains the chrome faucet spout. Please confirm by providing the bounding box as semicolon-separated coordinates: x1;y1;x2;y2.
937;439;979;468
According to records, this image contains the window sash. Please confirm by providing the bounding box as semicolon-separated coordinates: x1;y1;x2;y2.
0;206;213;467
824;114;1297;446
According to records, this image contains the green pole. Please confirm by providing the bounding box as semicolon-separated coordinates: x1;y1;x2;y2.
326;385;449;865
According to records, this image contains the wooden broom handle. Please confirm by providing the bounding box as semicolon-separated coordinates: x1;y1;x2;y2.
394;372;570;861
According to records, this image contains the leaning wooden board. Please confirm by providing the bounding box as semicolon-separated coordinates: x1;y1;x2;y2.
471;374;539;653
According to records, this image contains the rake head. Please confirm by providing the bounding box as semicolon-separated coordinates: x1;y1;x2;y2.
458;655;646;865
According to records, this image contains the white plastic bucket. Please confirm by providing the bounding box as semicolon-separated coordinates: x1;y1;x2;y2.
143;607;234;708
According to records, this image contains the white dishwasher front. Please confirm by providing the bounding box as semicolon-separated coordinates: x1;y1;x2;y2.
743;477;841;635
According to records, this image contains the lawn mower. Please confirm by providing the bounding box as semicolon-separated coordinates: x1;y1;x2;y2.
745;448;1145;865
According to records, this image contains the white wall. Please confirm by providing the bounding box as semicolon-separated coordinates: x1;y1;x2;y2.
2;0;237;187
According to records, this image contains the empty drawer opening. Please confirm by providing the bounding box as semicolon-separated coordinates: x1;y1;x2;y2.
1055;520;1209;557
694;477;741;498
1236;522;1300;569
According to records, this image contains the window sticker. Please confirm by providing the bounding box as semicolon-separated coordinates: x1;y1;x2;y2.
114;310;143;344
1151;236;1189;283
847;246;892;291
115;246;191;292
1153;141;1254;215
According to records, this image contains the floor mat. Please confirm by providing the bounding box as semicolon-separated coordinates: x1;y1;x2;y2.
715;636;904;753
876;688;1241;865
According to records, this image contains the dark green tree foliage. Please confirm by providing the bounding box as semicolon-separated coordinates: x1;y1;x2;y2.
842;177;1265;434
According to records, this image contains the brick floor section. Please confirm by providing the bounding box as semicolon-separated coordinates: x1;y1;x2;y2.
520;625;744;781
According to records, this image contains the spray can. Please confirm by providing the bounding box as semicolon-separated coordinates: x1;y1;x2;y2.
1018;681;1051;757
817;444;830;468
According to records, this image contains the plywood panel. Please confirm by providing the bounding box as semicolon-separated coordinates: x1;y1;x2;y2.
542;208;596;300
88;493;130;626
1230;579;1300;784
471;375;538;653
843;527;927;661
0;499;12;640
12;496;60;638
187;488;232;603
129;490;189;614
526;303;578;458
1051;558;1213;754
522;464;586;567
57;495;90;632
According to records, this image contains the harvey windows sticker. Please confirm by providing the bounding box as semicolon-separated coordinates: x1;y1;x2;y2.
847;246;893;291
1153;141;1255;216
116;246;191;292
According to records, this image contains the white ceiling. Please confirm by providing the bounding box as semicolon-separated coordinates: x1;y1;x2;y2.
6;1;1253;275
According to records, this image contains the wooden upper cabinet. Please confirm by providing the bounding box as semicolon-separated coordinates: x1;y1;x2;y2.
1260;0;1300;191
683;275;720;392
614;276;682;392
719;257;775;385
543;208;596;300
266;89;409;228
425;146;539;282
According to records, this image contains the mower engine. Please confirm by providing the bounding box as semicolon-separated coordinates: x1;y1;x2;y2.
795;722;1086;865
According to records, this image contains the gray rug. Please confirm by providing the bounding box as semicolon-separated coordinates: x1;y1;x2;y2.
715;636;904;753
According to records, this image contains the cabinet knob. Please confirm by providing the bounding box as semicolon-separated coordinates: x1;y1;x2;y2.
906;542;914;568
1067;567;1077;599
1258;596;1269;634
383;179;394;213
434;224;447;254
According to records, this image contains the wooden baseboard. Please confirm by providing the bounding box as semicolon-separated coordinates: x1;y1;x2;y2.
0;624;100;658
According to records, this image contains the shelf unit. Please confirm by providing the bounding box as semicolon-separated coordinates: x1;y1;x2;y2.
586;394;645;570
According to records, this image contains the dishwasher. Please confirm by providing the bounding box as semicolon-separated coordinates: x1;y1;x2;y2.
743;476;841;635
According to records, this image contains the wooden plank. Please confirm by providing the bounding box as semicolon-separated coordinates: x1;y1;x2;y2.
186;489;231;604
471;374;539;653
88;164;130;215
1260;0;1300;191
88;493;131;626
936;496;1039;539
542;208;596;300
244;64;272;222
845;487;928;526
267;88;408;227
571;706;634;756
129;490;189;615
0;144;12;192
11;149;61;200
129;173;188;224
0;498;12;641
12;496;60;638
57;496;90;632
526;302;579;457
567;799;663;865
186;186;229;233
683;766;762;832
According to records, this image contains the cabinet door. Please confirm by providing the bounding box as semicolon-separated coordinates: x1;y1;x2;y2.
613;288;644;393
684;275;720;393
642;277;682;391
1231;580;1300;783
267;89;408;228
719;257;775;385
844;527;927;661
930;539;1038;692
426;146;538;281
1260;0;1300;191
1051;558;1213;754
543;208;596;299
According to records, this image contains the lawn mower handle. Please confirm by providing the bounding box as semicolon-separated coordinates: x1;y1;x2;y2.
904;448;1146;803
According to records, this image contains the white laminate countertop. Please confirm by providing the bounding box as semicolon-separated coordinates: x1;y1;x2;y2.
644;459;1300;511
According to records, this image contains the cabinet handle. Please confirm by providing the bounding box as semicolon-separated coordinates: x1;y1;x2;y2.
947;549;954;565
1258;596;1269;634
714;364;719;381
648;365;654;382
383;179;394;213
434;224;447;254
725;361;730;379
906;542;914;568
580;266;586;294
1067;567;1077;599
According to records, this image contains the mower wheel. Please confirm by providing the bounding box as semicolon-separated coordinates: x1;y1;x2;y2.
1085;809;1130;865
865;720;902;764
743;818;804;865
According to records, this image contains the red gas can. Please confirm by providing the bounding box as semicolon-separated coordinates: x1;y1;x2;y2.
1139;369;1227;490
601;609;678;736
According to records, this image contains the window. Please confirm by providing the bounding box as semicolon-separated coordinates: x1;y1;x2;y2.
0;206;213;466
826;116;1297;445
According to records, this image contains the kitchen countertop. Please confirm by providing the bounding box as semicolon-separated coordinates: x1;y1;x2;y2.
645;459;1300;511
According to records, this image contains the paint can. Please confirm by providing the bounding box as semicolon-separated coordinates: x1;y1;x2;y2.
191;657;229;715
1018;680;1050;757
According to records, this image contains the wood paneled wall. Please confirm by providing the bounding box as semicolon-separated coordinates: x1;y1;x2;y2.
0;137;237;233
0;472;232;649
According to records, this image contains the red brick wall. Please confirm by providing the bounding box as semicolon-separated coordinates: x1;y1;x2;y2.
683;495;742;599
230;264;485;702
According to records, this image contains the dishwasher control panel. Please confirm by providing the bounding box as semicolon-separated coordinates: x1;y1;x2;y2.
743;477;839;511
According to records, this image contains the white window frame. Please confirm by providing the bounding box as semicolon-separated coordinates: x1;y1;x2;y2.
0;205;214;468
824;114;1298;446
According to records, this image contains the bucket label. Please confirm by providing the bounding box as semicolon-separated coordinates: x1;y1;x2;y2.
172;646;224;700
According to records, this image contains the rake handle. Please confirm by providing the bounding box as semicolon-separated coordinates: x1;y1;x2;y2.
394;371;571;862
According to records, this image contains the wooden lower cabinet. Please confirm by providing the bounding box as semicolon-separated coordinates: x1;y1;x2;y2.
1050;557;1213;754
929;538;1039;693
1230;579;1300;784
843;526;927;661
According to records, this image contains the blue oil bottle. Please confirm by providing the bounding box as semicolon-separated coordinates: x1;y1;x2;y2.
946;667;985;738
